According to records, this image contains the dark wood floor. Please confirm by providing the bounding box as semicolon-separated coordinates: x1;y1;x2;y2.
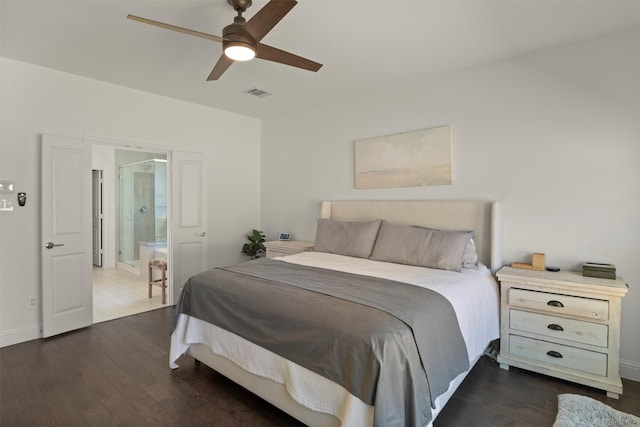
1;307;638;426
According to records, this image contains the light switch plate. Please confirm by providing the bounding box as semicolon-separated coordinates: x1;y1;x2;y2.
0;198;14;211
0;181;15;194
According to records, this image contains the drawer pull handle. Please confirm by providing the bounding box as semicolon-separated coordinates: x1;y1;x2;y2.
547;300;564;308
547;324;564;331
546;350;563;359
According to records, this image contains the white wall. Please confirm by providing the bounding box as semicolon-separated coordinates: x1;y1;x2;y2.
261;29;640;380
0;58;261;346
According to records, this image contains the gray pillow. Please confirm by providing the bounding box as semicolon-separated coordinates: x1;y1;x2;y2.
314;218;382;258
369;221;473;272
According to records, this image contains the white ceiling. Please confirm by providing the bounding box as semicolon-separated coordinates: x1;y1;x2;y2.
2;1;640;119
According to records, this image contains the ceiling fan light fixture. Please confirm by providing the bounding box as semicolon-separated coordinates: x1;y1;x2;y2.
224;42;256;61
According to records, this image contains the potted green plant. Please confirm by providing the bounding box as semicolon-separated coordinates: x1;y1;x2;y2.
242;229;266;259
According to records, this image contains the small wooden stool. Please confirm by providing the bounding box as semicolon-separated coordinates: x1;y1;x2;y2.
148;259;167;304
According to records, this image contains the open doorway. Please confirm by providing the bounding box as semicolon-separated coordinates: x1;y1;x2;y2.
92;147;168;323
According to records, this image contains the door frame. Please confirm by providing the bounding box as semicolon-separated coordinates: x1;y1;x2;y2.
92;169;103;267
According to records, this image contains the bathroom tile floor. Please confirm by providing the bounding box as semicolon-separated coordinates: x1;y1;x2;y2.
93;266;167;323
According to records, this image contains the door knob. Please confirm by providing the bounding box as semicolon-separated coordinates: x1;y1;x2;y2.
45;242;64;249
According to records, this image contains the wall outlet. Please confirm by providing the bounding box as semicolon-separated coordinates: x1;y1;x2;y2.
28;297;37;309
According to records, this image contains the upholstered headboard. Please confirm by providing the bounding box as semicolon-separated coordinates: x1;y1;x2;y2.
320;200;502;271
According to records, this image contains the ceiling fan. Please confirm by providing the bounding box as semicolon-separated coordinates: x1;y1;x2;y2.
127;0;322;81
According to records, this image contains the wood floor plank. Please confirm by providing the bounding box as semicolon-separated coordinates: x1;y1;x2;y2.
0;371;24;427
90;329;201;425
77;361;148;425
436;357;640;426
8;362;59;425
66;328;151;422
1;307;638;427
42;386;90;426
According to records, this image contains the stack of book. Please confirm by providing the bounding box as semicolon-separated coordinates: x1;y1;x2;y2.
582;262;616;280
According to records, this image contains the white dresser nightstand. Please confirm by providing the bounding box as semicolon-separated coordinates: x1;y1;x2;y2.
264;240;314;258
496;266;628;398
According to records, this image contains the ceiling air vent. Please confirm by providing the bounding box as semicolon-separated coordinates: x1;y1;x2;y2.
244;87;272;98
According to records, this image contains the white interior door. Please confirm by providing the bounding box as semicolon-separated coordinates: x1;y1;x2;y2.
170;151;207;304
41;134;93;338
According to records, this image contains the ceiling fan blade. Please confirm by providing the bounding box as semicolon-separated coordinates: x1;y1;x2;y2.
256;43;322;72
244;0;297;42
127;14;224;43
207;55;234;80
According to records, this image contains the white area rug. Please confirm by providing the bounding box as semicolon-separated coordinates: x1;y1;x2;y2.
553;394;640;427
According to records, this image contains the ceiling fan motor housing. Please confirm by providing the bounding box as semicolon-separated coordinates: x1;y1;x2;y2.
222;22;257;51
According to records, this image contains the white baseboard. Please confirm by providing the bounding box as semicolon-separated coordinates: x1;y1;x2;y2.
620;359;640;382
0;324;42;348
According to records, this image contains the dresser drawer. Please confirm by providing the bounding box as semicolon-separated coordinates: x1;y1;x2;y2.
510;335;607;376
510;309;608;347
509;288;609;320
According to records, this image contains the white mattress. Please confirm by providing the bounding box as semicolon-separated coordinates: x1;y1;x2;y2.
171;252;500;426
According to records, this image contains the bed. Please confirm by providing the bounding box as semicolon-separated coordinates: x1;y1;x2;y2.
170;200;502;427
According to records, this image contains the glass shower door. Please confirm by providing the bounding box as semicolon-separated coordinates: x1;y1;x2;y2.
118;164;134;267
119;159;165;270
132;166;156;267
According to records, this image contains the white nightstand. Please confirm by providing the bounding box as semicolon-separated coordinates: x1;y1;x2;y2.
264;240;314;258
497;266;628;398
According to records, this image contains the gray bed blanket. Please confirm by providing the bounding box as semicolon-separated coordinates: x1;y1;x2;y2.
175;258;469;427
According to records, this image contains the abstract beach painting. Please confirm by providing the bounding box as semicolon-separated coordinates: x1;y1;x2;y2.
355;125;452;189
